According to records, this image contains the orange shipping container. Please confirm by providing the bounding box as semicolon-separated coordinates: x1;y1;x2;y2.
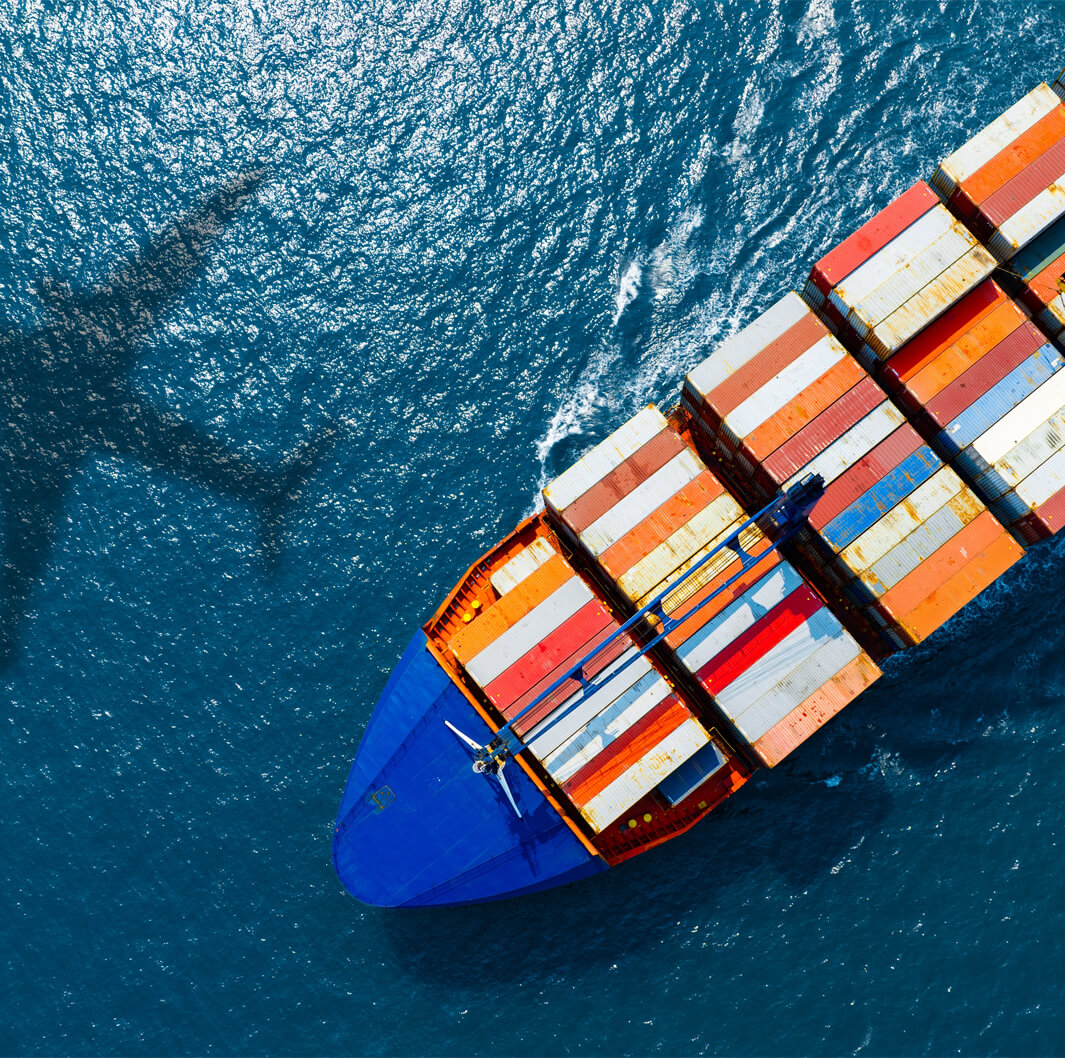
898;301;1028;407
960;106;1065;209
449;554;576;664
597;472;727;580
895;532;1023;643
871;512;1022;642
751;652;882;767
661;536;780;651
743;355;868;463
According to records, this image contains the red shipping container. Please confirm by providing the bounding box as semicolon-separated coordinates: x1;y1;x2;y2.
921;323;1047;428
701;314;830;419
761;376;885;486
693;585;824;697
808;425;924;532
560;428;688;534
504;623;623;729
1013;481;1065;543
743;356;868;463
810;182;940;295
981;136;1065;229
485;598;615;711
561;695;690;805
880;280;1008;388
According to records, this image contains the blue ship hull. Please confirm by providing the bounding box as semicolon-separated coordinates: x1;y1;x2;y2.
333;632;607;908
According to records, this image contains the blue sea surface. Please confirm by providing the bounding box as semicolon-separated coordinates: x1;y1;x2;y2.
1;1;1063;1054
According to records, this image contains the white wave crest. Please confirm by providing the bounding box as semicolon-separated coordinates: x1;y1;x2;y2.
613;258;643;326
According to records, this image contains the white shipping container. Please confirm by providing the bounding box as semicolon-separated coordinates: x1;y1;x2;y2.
615;492;745;602
830;207;952;308
542;673;673;784
675;564;804;673
463;575;593;686
1011;444;1065;508
577;717;710;832
543;406;667;512
838;468;971;572
490;538;557;596
784;400;906;491
964;408;1065;498
966;368;1065;467
988;178;1065;261
730;630;861;744
525;648;652;760
713;607;844;720
849;225;978;328
725;335;846;438
865;245;996;357
579;447;704;557
858;501;971;596
932;84;1061;195
685;292;810;399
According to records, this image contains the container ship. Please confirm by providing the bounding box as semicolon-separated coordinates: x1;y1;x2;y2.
333;72;1065;908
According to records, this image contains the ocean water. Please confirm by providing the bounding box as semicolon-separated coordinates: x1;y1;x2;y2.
1;0;1063;1053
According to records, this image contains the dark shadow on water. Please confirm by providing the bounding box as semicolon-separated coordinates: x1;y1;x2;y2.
378;773;892;986
0;168;348;670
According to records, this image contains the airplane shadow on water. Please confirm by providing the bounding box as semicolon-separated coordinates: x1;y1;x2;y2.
0;167;348;671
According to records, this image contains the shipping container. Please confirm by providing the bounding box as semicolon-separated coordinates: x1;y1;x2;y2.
808;187;995;364
545;406;750;604
542;401;882;767
490;536;557;595
669;562;879;764
932;83;1065;261
809;182;941;296
336;67;1065;912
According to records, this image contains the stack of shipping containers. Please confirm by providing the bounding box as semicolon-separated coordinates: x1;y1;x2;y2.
930;84;1065;262
801;181;996;368
543;406;881;768
999;216;1065;346
879;280;1065;542
448;540;716;832
682;293;1024;650
931;81;1065;353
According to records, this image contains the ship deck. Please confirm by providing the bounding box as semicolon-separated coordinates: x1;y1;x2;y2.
423;472;753;868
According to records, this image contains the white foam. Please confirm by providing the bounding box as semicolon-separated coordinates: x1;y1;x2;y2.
613;258;643;326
